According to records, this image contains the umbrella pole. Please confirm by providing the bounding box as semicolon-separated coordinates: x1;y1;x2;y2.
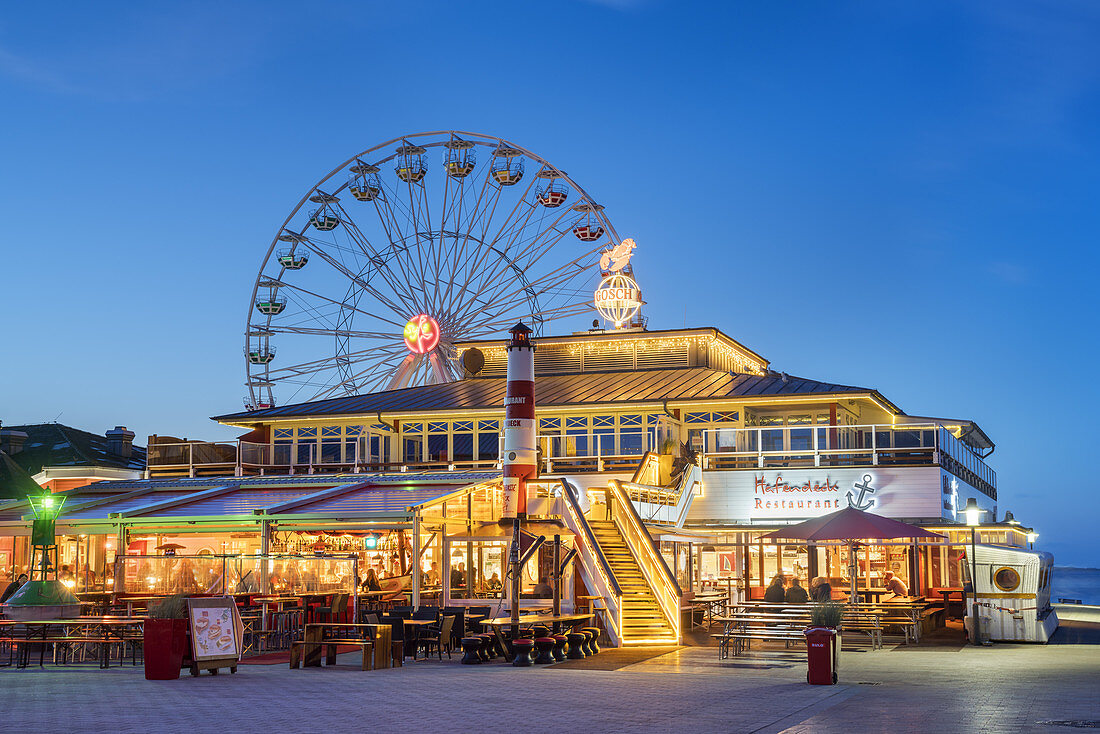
848;542;858;605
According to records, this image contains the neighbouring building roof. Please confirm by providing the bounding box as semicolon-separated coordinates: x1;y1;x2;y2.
215;367;893;424
5;423;147;475
0;451;42;500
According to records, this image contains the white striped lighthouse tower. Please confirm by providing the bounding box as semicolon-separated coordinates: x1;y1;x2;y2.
502;322;536;519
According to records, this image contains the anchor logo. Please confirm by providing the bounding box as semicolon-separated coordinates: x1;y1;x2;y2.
847;474;877;510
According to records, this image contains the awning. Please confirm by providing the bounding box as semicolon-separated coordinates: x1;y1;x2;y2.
445;520;574;542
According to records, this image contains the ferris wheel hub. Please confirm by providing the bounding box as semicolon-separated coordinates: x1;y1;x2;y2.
403;314;441;355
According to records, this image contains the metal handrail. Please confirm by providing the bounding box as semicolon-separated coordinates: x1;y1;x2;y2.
608;479;681;641
559;479;623;645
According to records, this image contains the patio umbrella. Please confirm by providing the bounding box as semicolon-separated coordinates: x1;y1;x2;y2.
758;507;944;603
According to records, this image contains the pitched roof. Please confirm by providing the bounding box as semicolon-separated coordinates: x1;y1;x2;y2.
0;451;42;500
216;367;890;423
6;424;146;475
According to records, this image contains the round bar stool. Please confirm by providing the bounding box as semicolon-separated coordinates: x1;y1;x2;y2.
533;637;556;664
530;625;551;639
581;627;601;654
474;634;492;662
476;633;496;659
551;634;569;662
566;632;587;659
460;637;483;665
511;639;535;667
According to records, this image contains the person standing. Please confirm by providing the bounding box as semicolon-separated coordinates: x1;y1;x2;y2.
1;573;28;603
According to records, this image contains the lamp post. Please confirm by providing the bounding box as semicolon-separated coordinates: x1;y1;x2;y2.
963;498;983;646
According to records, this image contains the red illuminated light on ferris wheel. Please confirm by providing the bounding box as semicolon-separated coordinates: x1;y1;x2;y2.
403;314;440;354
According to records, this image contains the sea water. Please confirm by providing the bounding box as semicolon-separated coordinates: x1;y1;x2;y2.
1051;567;1100;605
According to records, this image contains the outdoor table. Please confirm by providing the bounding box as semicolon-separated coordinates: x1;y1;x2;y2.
299;622;391;669
118;595;166;616
858;588;889;604
253;595;300;631
481;612;593;634
690;593;728;628
1;617;144;669
400;618;438;660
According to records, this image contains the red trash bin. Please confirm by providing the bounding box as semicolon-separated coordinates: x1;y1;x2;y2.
804;626;837;685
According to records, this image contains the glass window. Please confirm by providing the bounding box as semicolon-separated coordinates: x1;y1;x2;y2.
427;422;448;434
620;414;642;427
404;435;423;463
346;425;364;436
321;425;341;437
478;432;499;461
593;415;614;427
274;428;293;440
297;427;318;438
403;422;423;434
478;420;499;432
538;417;560;431
685;412;711;424
453;421;473;433
713;411;739;423
427;434;448;461
453;432;474;461
565;416;587;429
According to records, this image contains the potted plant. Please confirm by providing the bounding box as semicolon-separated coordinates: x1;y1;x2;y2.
805;601;844;684
144;593;189;680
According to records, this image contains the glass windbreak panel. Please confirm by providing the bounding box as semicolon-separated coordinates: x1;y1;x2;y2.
453;432;474;461
427;434;448;462
714;428;738;452
478;431;499;461
594;428;615;455
566;429;589;456
321;436;342;463
296;440;314;465
272;442;292;464
789;428;812;451
620;428;644;455
761;427;784;452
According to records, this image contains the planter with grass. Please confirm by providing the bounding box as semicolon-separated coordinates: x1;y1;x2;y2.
144;594;189;680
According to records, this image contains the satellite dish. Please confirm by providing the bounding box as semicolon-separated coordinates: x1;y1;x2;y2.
462;348;485;377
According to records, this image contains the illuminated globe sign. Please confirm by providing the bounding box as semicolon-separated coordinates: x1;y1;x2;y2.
403;314;440;354
594;273;642;327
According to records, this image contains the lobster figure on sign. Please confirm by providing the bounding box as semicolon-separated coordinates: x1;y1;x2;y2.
600;238;636;273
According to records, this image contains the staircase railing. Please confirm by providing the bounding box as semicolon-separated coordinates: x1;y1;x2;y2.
609;479;682;643
559;478;624;647
621;464;703;527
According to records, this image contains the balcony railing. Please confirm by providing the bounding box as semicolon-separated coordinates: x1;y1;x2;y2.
146;424;995;500
697;423;996;499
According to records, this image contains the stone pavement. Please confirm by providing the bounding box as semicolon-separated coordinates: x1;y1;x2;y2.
2;641;1098;733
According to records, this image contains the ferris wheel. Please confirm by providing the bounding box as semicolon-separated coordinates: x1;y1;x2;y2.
245;130;621;410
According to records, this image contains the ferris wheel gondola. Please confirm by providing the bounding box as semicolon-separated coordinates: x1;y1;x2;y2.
244;130;620;409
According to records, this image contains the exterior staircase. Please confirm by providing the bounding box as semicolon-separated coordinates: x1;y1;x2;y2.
588;519;678;644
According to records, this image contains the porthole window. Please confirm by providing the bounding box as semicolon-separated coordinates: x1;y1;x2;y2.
993;567;1021;592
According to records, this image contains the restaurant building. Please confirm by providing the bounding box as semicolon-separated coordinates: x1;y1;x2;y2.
0;321;1034;646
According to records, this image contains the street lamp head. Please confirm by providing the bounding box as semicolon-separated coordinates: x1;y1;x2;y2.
1026;531;1038;544
963;497;983;527
1003;510;1019;525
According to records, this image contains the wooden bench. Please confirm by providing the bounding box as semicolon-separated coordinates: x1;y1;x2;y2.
289;638;374;671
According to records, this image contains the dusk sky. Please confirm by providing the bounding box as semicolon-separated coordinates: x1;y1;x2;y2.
2;1;1098;565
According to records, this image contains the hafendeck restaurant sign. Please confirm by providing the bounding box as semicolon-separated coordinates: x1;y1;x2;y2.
689;466;951;521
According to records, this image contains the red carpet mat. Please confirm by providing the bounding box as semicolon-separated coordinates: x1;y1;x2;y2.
240;645;361;665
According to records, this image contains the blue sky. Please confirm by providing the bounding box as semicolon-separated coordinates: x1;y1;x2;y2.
2;1;1098;564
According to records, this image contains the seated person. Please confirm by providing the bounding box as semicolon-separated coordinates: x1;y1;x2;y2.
809;576;833;603
784;577;809;603
532;577;553;598
486;572;502;591
763;575;787;603
883;571;909;597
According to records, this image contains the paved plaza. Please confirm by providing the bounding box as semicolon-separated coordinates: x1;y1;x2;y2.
2;640;1098;733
